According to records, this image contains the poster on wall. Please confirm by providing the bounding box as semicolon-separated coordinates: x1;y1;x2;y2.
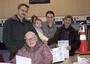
29;0;50;4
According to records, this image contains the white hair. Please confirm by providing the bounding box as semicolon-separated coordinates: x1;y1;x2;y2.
25;31;37;41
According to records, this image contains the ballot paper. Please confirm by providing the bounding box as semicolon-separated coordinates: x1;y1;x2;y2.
51;47;64;63
16;55;31;64
77;56;88;64
58;40;69;59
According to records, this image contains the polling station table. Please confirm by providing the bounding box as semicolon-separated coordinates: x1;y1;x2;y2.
54;55;90;64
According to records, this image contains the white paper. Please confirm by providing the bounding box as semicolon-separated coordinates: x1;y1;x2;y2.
58;40;69;59
51;47;64;63
77;56;88;64
16;55;31;64
0;63;14;64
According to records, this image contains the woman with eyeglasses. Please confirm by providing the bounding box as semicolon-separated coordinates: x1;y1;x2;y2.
42;10;57;39
11;31;53;64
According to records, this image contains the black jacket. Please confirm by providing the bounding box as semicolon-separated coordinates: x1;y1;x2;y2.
48;25;81;56
3;15;38;59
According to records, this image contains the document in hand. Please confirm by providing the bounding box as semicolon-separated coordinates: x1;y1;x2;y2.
58;40;69;59
16;55;31;64
51;47;64;63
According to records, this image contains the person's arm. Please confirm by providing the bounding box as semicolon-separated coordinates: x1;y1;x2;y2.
48;27;60;46
3;19;17;53
37;31;48;42
42;44;53;64
70;31;81;51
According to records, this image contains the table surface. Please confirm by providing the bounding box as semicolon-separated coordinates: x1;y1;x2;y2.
54;55;90;64
0;55;90;64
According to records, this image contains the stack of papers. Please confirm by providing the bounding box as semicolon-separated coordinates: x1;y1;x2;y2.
77;56;89;64
73;56;90;64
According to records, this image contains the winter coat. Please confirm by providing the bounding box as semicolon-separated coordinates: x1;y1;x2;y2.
48;25;81;56
11;41;53;64
3;15;38;59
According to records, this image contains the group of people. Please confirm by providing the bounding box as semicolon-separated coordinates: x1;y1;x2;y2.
3;3;81;64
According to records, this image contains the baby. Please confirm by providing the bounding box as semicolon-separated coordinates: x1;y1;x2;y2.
33;18;48;44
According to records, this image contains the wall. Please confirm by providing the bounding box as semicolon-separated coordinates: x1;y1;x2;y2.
0;0;90;18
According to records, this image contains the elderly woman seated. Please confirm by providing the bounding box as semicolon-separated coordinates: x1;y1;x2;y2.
11;31;53;64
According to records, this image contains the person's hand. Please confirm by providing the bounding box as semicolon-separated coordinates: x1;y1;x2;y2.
66;46;71;50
